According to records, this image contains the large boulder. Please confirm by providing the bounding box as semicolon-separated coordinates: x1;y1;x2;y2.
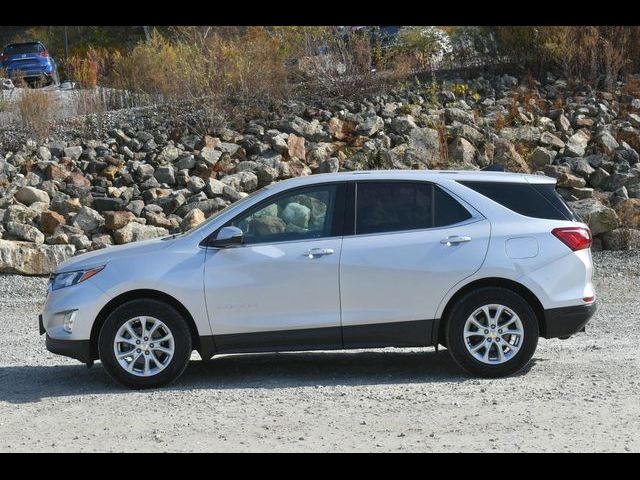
154;165;176;185
595;131;620;154
568;198;619;235
614;198;640;228
530;147;556;168
63;146;83;161
3;204;39;224
406;127;441;168
14;186;50;206
390;115;418;135
565;130;591;157
601;228;640;250
104;211;135;230
203;178;226;197
0;240;75;275
287;134;306;160
492;139;530;173
221;172;258;193
448;137;478;168
355;113;384;136
113;222;169;245
539;131;565;150
40;210;66;235
71;206;105;234
180;208;205;231
4;222;45;244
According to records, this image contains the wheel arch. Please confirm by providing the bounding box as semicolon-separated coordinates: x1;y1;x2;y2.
435;277;547;344
89;289;201;361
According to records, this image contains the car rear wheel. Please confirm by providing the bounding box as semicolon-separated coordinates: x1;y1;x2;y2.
98;299;192;389
445;287;539;378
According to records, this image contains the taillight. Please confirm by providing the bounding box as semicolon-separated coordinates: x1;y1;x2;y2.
552;227;592;251
40;50;49;57
0;53;6;62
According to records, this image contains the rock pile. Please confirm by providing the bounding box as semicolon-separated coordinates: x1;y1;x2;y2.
2;72;640;273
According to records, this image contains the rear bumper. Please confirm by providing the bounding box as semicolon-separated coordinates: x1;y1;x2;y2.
45;334;92;364
5;67;55;80
543;302;597;339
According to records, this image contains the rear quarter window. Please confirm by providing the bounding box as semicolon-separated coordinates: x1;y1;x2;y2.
458;181;577;221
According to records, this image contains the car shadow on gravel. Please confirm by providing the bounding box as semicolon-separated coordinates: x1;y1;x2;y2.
0;349;538;403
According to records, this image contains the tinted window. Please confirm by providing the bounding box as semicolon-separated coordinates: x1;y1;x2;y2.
232;185;337;245
458;181;575;221
434;186;473;227
4;43;44;55
355;182;472;235
356;182;432;235
531;184;578;221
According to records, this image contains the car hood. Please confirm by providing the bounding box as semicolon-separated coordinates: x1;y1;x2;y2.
55;236;174;273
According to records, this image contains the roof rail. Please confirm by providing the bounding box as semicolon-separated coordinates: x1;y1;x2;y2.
481;164;505;172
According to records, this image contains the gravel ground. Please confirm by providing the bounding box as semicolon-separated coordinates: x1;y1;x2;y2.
0;251;639;452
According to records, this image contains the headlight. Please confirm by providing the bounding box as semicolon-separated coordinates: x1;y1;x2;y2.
48;266;105;292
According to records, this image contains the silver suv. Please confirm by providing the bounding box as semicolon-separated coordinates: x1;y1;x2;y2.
40;170;596;389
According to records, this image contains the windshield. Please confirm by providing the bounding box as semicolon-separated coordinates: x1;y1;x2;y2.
181;185;270;238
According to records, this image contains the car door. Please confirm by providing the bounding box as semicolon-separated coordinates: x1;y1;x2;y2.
339;180;490;347
203;182;346;352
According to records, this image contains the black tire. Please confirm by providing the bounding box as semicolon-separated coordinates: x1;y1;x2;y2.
445;287;539;378
98;299;192;389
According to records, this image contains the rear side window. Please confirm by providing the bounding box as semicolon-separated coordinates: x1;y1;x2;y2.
458;181;577;221
355;182;472;235
3;43;44;55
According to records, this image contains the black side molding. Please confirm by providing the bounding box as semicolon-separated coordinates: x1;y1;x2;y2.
342;320;433;349
543;303;597;339
214;326;343;354
211;319;435;355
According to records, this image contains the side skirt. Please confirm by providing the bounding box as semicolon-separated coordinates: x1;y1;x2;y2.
200;319;435;356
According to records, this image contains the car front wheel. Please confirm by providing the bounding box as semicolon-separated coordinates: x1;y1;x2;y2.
98;299;192;389
445;287;539;378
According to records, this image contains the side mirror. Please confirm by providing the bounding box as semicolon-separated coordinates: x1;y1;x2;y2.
207;226;244;248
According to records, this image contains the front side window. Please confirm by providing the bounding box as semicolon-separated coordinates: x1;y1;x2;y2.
355;181;473;235
232;185;337;245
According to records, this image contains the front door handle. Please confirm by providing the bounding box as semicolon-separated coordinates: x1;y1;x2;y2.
303;248;335;258
440;236;472;246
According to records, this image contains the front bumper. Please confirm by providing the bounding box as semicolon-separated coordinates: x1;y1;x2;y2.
40;313;92;363
45;334;92;363
40;279;112;363
543;302;597;339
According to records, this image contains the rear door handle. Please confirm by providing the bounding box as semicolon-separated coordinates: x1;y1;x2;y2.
303;248;335;258
440;236;472;246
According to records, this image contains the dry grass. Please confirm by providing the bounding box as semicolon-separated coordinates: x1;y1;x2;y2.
15;88;57;140
494;112;507;131
491;26;637;89
56;27;413;122
435;117;449;166
506;100;520;126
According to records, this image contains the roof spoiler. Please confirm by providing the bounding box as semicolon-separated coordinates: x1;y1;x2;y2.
481;164;505;172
